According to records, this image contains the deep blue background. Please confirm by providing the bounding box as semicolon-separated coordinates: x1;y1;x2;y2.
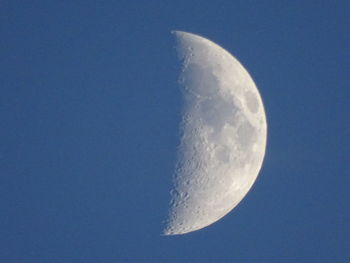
1;1;349;262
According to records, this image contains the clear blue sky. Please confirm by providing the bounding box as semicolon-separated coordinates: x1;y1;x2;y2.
1;1;349;262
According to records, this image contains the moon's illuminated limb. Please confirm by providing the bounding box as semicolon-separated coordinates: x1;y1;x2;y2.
164;31;267;235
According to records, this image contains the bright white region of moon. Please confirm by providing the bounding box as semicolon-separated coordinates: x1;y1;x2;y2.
163;31;267;235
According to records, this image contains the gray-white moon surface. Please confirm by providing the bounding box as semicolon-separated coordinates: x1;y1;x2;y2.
164;31;267;235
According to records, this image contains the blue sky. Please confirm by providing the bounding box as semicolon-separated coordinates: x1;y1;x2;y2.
1;1;349;262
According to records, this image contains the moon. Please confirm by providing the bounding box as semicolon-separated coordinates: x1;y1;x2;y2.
163;31;267;235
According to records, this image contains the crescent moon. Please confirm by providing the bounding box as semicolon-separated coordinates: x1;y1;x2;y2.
164;31;267;235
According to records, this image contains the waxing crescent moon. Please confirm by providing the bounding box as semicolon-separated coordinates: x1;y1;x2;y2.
163;31;267;235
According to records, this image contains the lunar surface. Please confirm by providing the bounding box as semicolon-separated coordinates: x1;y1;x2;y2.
164;31;267;235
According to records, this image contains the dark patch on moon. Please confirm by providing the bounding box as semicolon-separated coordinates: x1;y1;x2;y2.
244;90;259;113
